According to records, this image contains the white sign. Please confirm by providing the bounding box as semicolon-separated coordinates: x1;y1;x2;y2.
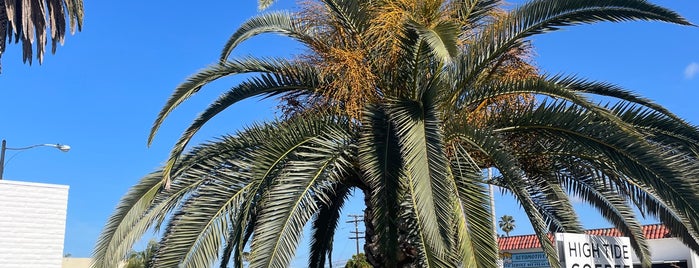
555;233;633;268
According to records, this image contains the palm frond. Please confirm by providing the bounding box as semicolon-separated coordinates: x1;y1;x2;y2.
248;119;353;268
493;101;699;246
557;76;688;124
154;59;322;186
454;0;691;94
527;175;584;233
608;102;699;154
556;161;652;267
453;75;676;139
453;0;500;30
152;172;250;268
149;57;314;146
451;143;498;267
388;89;457;265
150;128;296;268
218;214;239;268
410;20;460;63
455;126;561;268
308;184;352;268
258;0;274;10
318;0;368;37
94;117;325;268
92;134;260;267
357;105;402;266
91;172;163;268
220;12;320;62
0;0;83;70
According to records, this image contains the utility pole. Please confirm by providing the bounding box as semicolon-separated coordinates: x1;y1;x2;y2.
488;167;497;240
488;167;503;267
347;214;364;256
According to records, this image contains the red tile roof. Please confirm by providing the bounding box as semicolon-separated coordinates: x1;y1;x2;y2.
498;224;670;251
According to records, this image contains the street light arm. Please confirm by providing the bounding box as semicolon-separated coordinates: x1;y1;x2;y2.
6;143;71;152
0;139;71;180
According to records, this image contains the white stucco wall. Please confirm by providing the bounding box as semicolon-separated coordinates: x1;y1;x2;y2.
646;238;697;267
625;237;698;266
0;180;69;268
689;249;699;268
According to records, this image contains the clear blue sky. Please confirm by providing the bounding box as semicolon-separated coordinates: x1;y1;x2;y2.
0;0;696;267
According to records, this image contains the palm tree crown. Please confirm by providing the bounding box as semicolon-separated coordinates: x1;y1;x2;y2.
499;215;515;237
123;240;158;268
93;1;699;268
0;0;84;71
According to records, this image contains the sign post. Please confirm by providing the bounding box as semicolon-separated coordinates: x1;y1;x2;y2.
555;233;633;268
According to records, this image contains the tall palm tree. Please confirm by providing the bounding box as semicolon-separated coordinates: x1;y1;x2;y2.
0;0;84;71
93;1;699;268
499;215;515;237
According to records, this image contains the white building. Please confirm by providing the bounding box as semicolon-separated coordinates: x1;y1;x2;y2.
498;224;699;268
62;258;92;268
0;180;69;268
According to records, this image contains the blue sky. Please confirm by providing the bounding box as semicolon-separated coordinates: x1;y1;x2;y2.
0;0;697;266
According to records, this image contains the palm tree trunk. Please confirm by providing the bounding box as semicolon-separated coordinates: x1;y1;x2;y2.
362;188;419;267
363;187;382;267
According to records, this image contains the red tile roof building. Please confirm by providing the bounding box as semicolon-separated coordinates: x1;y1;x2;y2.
498;224;671;251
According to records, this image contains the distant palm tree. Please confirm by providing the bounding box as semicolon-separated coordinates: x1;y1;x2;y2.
499;215;516;237
345;253;371;268
123;240;158;268
0;0;84;71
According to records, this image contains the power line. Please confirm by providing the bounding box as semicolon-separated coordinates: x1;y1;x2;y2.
346;214;364;256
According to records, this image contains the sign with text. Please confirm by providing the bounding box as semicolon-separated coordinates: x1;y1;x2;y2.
555;233;633;268
501;252;550;268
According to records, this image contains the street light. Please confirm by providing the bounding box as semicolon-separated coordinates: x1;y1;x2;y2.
0;139;71;180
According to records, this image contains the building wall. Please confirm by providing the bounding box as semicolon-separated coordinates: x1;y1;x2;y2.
0;180;69;268
689;249;699;268
623;237;697;267
647;238;697;267
62;258;128;268
62;258;92;268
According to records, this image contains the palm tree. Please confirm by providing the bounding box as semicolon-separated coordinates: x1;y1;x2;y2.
345;253;371;268
93;1;699;268
499;215;515;237
0;0;84;71
123;240;158;268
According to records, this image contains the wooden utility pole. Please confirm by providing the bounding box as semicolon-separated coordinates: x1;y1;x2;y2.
347;214;364;256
